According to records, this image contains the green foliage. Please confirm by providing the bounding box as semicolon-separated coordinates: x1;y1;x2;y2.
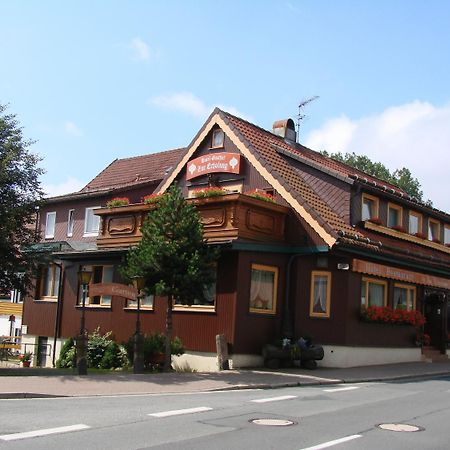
100;342;129;369
56;338;76;368
87;328;114;369
0;103;44;292
124;333;184;369
122;184;219;305
321;150;430;204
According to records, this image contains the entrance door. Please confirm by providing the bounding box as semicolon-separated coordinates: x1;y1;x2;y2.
424;293;446;352
38;336;48;367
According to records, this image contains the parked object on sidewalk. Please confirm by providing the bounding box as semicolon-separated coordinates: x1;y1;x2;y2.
19;351;32;367
262;337;324;370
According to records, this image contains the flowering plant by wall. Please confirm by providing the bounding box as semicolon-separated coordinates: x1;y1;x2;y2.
360;306;426;327
245;190;275;203
106;197;130;208
19;351;32;362
142;193;165;204
192;187;229;198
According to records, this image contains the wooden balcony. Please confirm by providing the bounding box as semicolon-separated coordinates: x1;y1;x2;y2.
95;193;290;248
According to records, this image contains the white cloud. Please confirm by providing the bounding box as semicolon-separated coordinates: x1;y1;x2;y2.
130;37;151;61
43;176;86;198
304;100;450;212
149;92;251;121
64;121;83;137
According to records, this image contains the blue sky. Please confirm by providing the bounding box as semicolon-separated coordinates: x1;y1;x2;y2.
1;1;449;211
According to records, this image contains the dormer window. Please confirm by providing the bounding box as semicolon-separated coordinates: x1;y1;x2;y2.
387;203;402;229
361;194;379;222
428;218;440;242
445;225;450;245
211;129;225;149
409;211;422;235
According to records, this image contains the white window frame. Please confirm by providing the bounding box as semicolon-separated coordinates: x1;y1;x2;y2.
67;209;75;237
45;211;56;239
83;206;101;237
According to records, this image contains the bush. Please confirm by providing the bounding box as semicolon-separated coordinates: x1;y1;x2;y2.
87;328;114;368
100;342;129;369
56;337;76;368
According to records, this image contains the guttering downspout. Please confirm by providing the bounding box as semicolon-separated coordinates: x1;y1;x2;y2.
52;261;65;367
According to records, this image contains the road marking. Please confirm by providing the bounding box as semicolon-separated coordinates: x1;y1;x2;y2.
148;406;213;417
0;424;90;441
251;395;298;403
323;386;360;393
299;434;362;449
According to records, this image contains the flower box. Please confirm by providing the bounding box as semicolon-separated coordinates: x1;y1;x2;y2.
360;306;426;327
106;197;130;208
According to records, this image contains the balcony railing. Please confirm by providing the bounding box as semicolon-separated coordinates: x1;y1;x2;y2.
95;193;289;248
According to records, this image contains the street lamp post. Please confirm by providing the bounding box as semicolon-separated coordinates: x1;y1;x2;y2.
76;268;92;375
132;276;146;374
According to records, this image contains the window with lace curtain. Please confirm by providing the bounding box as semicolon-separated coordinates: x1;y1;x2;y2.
309;271;331;318
249;264;278;314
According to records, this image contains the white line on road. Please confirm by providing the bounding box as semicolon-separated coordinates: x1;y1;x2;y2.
0;424;90;441
251;395;298;403
323;386;360;393
299;434;362;449
148;406;213;417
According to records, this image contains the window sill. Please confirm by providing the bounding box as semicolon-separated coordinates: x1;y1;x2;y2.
173;305;216;313
83;232;99;238
124;307;154;311
34;298;58;303
249;308;277;315
75;305;111;309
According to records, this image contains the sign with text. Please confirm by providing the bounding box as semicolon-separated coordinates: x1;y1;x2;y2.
352;259;450;290
88;283;137;300
186;152;241;180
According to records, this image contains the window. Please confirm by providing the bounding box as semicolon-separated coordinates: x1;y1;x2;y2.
445;225;450;245
211;129;225;148
428;218;440;242
361;277;387;308
393;284;416;311
387;203;402;228
409;211;422;235
67;209;75;237
361;194;379;221
84;207;101;236
45;212;56;239
249;264;278;314
38;264;61;299
173;267;217;310
78;265;113;306
126;294;154;309
309;271;331;318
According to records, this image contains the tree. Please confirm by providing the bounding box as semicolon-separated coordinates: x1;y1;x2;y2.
122;184;219;370
321;151;430;204
0;104;44;292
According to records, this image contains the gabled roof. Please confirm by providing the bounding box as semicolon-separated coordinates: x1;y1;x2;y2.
158;108;362;247
81;147;185;193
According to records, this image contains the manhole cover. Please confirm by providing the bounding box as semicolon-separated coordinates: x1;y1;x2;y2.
251;419;296;426
378;423;423;432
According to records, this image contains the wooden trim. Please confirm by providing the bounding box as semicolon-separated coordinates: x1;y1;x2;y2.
361;276;387;308
364;220;450;254
353;258;450;290
249;263;278;315
309;271;331;318
158;112;336;247
387;202;403;228
362;193;379;221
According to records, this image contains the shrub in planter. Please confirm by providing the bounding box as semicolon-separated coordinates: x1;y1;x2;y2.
192;187;229;198
245;190;275;203
106;197;130;208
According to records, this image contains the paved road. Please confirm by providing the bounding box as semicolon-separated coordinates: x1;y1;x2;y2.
1;376;449;449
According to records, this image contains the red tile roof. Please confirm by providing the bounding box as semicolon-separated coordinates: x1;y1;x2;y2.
81;147;185;192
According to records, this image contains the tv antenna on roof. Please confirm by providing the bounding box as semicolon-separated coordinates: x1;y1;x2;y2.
296;95;319;142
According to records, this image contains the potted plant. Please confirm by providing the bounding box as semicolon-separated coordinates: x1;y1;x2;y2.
19;351;32;367
106;197;130;208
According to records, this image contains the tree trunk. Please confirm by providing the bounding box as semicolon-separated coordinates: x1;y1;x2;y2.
164;294;173;371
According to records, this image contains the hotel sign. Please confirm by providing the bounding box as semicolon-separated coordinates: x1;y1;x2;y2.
88;283;137;300
186;152;241;180
352;259;450;290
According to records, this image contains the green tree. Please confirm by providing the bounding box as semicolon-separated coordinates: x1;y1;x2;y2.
0;104;44;292
122;184;218;370
321;150;430;204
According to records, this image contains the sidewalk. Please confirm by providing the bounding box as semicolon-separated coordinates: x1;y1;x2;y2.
1;361;450;399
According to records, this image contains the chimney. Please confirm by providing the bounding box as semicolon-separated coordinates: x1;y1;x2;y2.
272;118;296;143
